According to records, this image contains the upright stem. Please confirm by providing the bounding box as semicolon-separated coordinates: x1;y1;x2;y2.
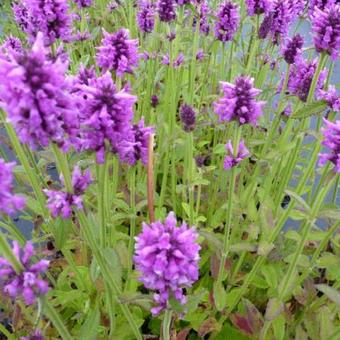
162;310;173;340
147;134;155;223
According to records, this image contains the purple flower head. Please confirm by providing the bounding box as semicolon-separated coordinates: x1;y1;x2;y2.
118;118;154;165
137;1;155;33
311;5;340;60
158;0;177;22
287;0;306;19
0;33;78;150
258;12;273;39
282;34;304;64
151;95;159;108
75;72;137;163
44;166;91;218
167;31;177;41
73;0;92;8
287;57;327;102
134;212;200;315
309;0;336;16
214;76;266;126
1;36;23;55
319;119;340;172
176;0;191;4
245;0;272;16
173;53;184;67
318;85;340;111
224;140;250;169
96;29;139;77
162;54;170;65
215;1;240;42
0;242;49;305
13;0;72;46
20;329;44;340
193;0;210;34
196;49;204;60
0;159;26;215
180;104;196;132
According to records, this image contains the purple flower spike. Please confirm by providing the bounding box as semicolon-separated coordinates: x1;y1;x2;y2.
0;33;79;150
224;139;250;169
134;212;200;315
137;1;155;33
96;29;139;77
287;58;327;102
73;0;92;8
0;242;49;305
318;85;340;112
319;119;340;172
176;0;191;5
193;0;210;34
311;5;340;60
13;0;72;46
158;0;177;22
44;166;92;219
283;34;304;64
180;104;196;132
20;329;44;340
214;76;266;126
245;0;272;16
1;36;23;55
118;118;154;166
215;1;240;42
0;159;26;215
309;0;336;16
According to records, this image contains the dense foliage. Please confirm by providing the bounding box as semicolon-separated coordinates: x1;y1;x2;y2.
0;0;339;339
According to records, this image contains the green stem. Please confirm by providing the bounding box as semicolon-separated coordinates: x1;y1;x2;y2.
0;232;23;273
162;310;173;340
51;144;72;193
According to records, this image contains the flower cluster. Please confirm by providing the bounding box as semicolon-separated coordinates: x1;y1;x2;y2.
180;104;196;132
44;166;92;218
96;29;139;77
73;0;92;8
214;1;239;42
13;0;72;46
193;0;210;34
214;76;265;126
0;159;26;215
224;140;250;169
282;34;304;64
245;0;272;16
309;0;336;16
0;242;49;305
0;33;79;150
134;212;200;315
319;119;340;173
311;5;340;60
137;1;155;33
318;86;340;112
286;58;327;102
158;0;176;22
1;36;23;55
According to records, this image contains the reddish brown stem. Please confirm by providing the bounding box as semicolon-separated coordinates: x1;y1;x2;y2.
147;134;155;223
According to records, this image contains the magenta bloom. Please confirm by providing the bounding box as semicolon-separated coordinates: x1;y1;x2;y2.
137;1;155;33
20;329;44;340
73;0;92;8
74;71;137;163
0;159;26;215
96;29;139;77
286;58;327;102
13;0;72;46
311;5;340;60
318;85;340;112
287;0;306;19
176;0;190;4
118;118;154;166
134;212;200;315
214;76;265;126
158;0;176;22
309;0;336;16
214;1;240;42
245;0;272;16
1;36;23;55
224;140;250;169
0;33;79;150
282;34;304;64
319;119;340;172
44;166;92;218
0;242;49;305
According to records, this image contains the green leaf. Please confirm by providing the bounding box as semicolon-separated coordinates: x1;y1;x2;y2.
215;323;251;340
213;143;226;154
213;282;227;311
315;284;340;308
78;306;100;340
272;315;285;340
285;190;311;214
261;265;278;289
265;298;284;321
292;100;327;119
